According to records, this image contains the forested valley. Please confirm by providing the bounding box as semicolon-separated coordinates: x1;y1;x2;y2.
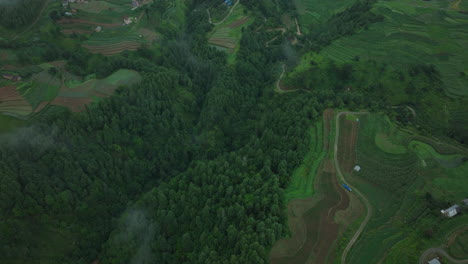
0;0;466;263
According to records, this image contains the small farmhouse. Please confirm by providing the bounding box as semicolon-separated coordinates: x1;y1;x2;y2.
123;16;132;25
441;204;460;218
2;73;22;82
463;199;468;206
428;257;441;264
95;26;102;32
353;165;361;172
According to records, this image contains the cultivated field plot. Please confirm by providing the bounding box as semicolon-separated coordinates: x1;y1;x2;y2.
70;0;127;14
82;26;143;56
0;85;33;116
208;4;253;55
344;113;468;264
271;110;359;264
293;0;355;32
319;0;468;98
49;69;141;112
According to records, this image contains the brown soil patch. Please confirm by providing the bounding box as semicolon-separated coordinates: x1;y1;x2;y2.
270;161;350;264
208;38;237;49
62;29;93;35
34;101;49;112
335;189;365;228
227;16;250;28
51;96;92;112
323;109;334;151
57;18;120;27
83;42;141;56
337;117;359;174
270;108;352;264
0;85;33;115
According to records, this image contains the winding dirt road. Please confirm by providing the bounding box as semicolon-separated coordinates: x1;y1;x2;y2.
207;0;240;25
334;111;372;264
13;0;50;40
419;248;468;264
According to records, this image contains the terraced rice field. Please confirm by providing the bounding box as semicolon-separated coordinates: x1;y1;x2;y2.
83;27;143;55
319;0;468;97
293;0;355;32
342;113;468;263
0;85;33;116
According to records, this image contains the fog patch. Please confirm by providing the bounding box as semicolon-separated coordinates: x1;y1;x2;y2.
114;208;155;264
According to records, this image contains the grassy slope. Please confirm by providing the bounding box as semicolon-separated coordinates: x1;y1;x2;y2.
344;114;468;264
293;0;356;33
284;121;326;202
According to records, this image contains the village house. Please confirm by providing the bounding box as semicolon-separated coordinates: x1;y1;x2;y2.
428;257;441;264
123;16;132;25
353;165;361;172
441;204;460;218
95;26;102;32
2;73;22;82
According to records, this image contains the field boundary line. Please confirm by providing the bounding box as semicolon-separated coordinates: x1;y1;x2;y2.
334;111;372;264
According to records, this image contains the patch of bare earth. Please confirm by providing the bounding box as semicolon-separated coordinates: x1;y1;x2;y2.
51;97;92;112
208;38;236;49
227;16;250;28
337;118;359;174
270;109;351;264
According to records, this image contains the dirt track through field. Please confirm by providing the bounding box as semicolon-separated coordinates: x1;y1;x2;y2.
270;110;352;264
334;111;371;264
419;248;468;264
13;0;50;40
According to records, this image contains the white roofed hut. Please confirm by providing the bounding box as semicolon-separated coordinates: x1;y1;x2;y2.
123;16;132;25
441;205;460;218
353;165;361;172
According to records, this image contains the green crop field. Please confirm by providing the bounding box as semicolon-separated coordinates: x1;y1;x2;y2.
343;113;468;264
284;121;326;202
319;0;468;98
293;0;356;33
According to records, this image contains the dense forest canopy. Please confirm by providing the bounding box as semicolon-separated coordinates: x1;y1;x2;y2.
0;0;467;263
0;0;46;29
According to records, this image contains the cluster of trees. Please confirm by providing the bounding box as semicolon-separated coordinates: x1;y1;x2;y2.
0;0;46;29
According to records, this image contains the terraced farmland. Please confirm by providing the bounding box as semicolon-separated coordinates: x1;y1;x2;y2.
293;0;355;32
342;113;468;264
83;27;143;56
208;4;253;59
0;85;33;116
319;0;468;98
